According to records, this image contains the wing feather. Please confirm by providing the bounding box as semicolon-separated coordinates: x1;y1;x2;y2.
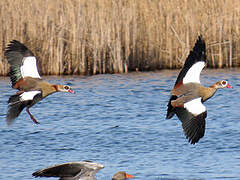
184;98;206;116
21;57;41;78
174;36;206;87
183;61;205;84
167;36;206;119
19;91;41;101
32;161;104;178
6;91;42;125
181;111;206;144
174;107;207;144
4;40;41;87
168;97;207;144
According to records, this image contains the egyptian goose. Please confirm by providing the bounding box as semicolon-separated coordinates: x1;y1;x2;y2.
32;161;135;180
4;40;74;125
166;36;232;144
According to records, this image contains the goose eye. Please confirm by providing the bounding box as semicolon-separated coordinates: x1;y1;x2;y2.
222;81;227;86
64;86;70;90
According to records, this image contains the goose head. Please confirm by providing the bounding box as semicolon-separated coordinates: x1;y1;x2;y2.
214;80;232;89
112;171;135;180
57;85;75;93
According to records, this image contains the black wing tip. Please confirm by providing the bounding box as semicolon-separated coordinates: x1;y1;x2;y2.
184;127;205;145
197;35;204;41
181;35;206;70
195;35;204;45
6;95;27;125
166;96;177;119
182;111;207;145
32;171;41;177
5;40;22;53
6;40;24;48
4;39;34;57
187;134;203;145
32;162;70;178
6;110;19;125
192;35;206;62
6;117;16;126
32;169;54;178
196;35;205;46
166;111;174;119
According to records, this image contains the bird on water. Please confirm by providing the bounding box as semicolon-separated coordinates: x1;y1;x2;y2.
32;161;135;180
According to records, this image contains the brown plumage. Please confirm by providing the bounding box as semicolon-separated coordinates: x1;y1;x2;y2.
170;80;231;108
4;40;74;125
112;171;135;180
166;36;232;144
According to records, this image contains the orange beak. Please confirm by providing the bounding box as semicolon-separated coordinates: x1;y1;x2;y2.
126;173;135;179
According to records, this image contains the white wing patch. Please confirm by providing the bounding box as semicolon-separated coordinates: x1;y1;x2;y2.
184;97;206;116
21;56;41;78
20;91;41;101
183;61;205;84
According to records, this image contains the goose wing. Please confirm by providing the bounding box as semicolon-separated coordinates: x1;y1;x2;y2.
7;91;42;125
174;35;206;87
175;98;207;144
4;40;41;88
32;161;104;179
166;35;206;119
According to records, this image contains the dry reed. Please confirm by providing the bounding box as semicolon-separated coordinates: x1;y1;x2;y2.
0;0;240;75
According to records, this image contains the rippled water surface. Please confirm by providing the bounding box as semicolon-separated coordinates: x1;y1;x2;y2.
0;69;240;180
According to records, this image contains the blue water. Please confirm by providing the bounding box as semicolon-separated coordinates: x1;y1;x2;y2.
0;69;240;180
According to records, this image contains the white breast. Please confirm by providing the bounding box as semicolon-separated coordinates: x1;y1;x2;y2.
21;56;41;78
184;97;206;116
183;61;205;84
20;91;41;101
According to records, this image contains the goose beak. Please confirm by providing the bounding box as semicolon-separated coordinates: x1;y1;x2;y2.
227;83;233;88
68;89;75;94
126;173;135;179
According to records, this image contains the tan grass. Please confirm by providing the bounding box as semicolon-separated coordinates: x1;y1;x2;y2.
0;0;240;75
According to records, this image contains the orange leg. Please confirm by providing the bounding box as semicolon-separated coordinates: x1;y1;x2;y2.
26;108;39;124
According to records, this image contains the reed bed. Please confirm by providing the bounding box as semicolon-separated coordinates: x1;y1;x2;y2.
0;0;240;75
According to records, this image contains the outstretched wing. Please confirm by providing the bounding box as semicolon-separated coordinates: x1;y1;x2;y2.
174;98;207;144
32;161;104;179
174;35;206;87
166;36;206;119
32;162;82;178
7;91;42;125
4;40;41;88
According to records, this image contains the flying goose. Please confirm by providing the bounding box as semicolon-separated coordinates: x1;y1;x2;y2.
4;40;74;125
166;36;232;144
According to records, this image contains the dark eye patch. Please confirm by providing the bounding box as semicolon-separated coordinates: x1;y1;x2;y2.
222;81;226;85
65;86;70;90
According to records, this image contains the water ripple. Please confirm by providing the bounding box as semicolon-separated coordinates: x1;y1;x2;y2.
0;69;240;179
